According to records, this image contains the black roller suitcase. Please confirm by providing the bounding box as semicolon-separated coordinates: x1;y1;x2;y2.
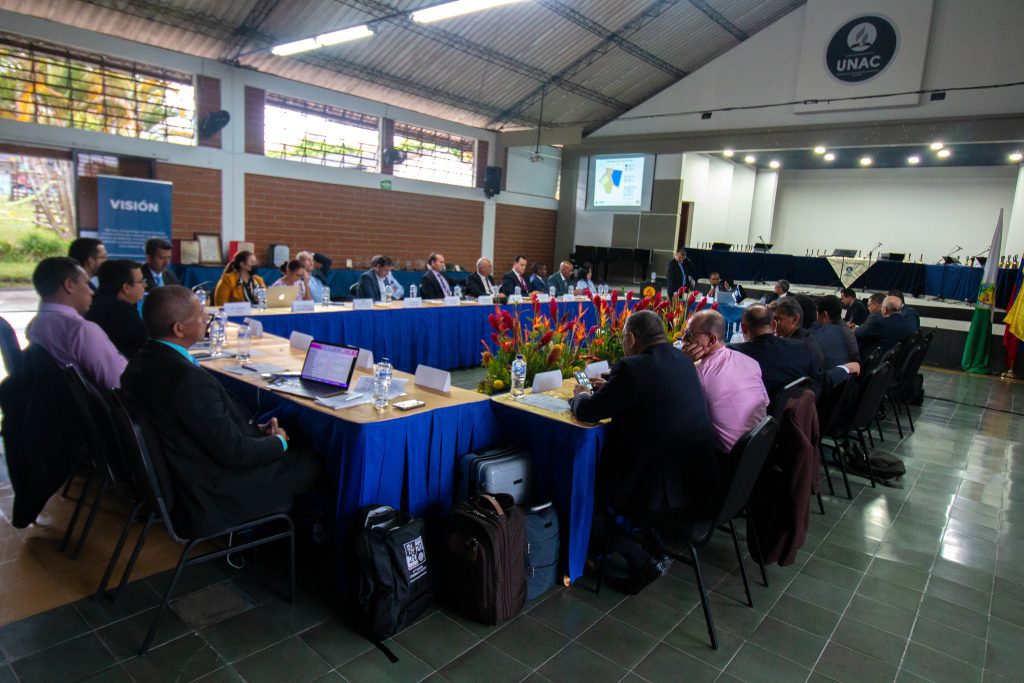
525;502;560;600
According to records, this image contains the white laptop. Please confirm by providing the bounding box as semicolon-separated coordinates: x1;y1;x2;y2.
269;340;359;399
266;285;299;308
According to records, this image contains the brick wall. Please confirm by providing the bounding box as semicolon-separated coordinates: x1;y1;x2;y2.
493;203;557;274
244;87;265;155
245;174;484;269
196;75;222;149
155;163;222;240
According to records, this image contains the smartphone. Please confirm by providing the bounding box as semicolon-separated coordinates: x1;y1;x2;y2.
394;399;426;411
573;371;592;391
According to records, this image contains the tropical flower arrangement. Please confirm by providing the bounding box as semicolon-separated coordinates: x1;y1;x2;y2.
477;287;721;394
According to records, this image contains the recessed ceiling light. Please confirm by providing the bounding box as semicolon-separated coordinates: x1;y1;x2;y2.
1011;152;1023;162
907;155;920;165
860;156;873;166
823;152;835;162
723;149;734;157
937;149;951;158
744;155;756;164
930;141;944;151
813;146;826;155
769;160;781;169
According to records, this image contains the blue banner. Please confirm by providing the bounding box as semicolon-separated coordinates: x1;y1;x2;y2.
97;175;173;260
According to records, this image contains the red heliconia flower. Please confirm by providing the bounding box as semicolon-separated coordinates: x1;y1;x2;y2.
655;300;670;312
686;290;699;307
488;313;499;330
625;290;634;303
635;296;651;311
666;312;676;325
610;289;618;306
547;346;563;365
490;332;499;343
500;310;514;330
696;298;708;311
711;301;720;311
677;287;686;297
588;325;598;336
539;330;554;346
549;298;558;322
501;340;513;352
532;295;541;316
653;291;662;306
592;294;602;308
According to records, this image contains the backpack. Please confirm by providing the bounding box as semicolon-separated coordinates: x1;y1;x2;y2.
443;493;527;625
525;502;560;600
346;505;433;645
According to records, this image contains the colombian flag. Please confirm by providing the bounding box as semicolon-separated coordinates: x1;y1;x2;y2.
1003;254;1024;370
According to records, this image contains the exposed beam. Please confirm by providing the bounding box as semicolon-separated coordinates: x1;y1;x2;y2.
535;0;687;79
687;0;747;42
490;0;680;128
340;0;629;111
221;0;282;64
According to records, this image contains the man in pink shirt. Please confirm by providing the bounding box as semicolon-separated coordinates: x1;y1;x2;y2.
681;310;768;454
26;257;128;389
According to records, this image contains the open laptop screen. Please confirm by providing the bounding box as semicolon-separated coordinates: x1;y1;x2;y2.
300;341;359;389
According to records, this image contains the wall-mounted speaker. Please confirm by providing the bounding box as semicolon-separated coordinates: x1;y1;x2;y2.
382;147;406;165
484;166;502;197
199;110;230;138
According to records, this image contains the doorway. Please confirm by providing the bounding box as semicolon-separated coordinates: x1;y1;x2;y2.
677;201;693;250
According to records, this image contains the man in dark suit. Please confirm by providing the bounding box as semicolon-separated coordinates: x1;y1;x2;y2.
499;254;530;297
464;257;503;299
357;255;404;300
887;289;921;330
570;310;716;594
121;286;319;537
68;237;107;291
547;261;573;296
86;259;148;358
769;297;825;368
528;262;548;292
666;248;692;294
730;305;858;401
420;252;453;299
140;237;181;291
855;296;916;354
840;288;868;326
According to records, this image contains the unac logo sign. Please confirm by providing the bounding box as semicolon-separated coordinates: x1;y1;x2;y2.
826;15;898;83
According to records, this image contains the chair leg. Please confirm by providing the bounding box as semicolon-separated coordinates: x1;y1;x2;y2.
889;396;904;438
727;521;753;608
141;540;198;655
864;425;875;449
688;542;718;650
60;472;96;553
816;491;825;515
96;502;142;599
858;431;876;488
904;399;915;432
820;445;835;496
746;513;769;588
837;439;853;499
287;518;296;603
875;416;885;442
115;512;155;602
72;476;108;559
593;519;614;595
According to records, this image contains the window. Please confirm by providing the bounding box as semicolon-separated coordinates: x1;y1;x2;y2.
264;93;380;170
0;33;195;144
393;123;475;187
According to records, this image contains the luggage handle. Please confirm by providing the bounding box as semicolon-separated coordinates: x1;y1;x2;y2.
478;494;504;517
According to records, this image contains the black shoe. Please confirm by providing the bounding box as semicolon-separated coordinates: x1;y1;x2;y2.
608;555;670;595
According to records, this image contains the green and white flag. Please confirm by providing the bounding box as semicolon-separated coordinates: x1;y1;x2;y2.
962;209;1004;374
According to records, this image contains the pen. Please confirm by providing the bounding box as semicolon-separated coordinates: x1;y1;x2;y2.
344;393;364;401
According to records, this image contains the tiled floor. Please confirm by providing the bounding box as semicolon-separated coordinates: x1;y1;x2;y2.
0;366;1023;682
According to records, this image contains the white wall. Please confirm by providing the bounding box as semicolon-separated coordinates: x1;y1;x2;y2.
772;166;1019;262
681;154;761;248
750;170;779;245
726;165;755;241
592;0;1024;137
505;145;561;198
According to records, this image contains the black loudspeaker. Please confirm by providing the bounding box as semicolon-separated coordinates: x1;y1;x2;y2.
199;110;230;138
484;166;502;198
382;148;406;165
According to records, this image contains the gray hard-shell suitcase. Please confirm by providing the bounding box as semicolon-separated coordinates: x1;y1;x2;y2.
456;447;532;504
525;502;560;600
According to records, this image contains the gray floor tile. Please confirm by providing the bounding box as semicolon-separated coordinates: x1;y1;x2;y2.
337;640;433;683
662;613;745;670
830;617;907;666
725;642;809;683
486;614;568;669
843;595;916;638
901;641;983;682
392;612;479;670
199;603;293;663
232;636;331;683
747;617;827;668
299;617;373;668
814;642;898;682
576;614;658;669
9;633;116;683
95;606;192;661
527;590;604;639
855;574;923;612
170;582;256;630
766;595;841;638
916;595;988;638
608;592;687;639
0;604;90;663
910;616;986;668
537;642;626;683
122;633;224;683
632;643;720;683
438;641;531;683
784;573;854;615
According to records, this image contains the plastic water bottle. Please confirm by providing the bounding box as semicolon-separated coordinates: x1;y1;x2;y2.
321;285;331;306
673;339;684;351
650;272;657;283
549;285;556;298
384;283;394;304
256;286;267;311
409;284;417;298
453;285;462;300
210;311;226;357
511;354;526;398
236;323;251;364
195;288;207;311
514;285;521;298
372;358;393;410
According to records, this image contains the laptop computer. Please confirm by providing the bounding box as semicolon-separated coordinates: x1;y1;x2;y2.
270;340;359;399
266;285;299;308
716;290;736;305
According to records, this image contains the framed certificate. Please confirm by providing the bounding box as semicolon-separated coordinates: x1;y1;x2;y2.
178;240;200;265
195;233;223;264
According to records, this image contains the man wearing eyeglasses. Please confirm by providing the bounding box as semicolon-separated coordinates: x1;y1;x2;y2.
86;259;149;358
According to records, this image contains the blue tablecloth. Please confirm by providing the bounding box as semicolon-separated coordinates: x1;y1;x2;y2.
686;249;839;286
923;264;1018;305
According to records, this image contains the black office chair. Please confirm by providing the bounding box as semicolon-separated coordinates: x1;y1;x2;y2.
0;315;20;375
844;362;896;488
595;417;779;649
105;393;296;654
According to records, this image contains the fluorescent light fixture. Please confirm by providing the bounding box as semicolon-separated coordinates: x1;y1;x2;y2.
907;155;920;165
411;0;524;24
271;38;318;56
744;155;756;164
937;149;951;158
929;141;944;151
723;149;734;157
769;160;781;169
823;152;835;162
813;146;826;154
1011;152;1023;162
316;25;374;47
859;156;873;166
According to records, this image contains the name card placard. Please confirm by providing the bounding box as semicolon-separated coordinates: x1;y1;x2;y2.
356;348;374;370
289;331;313;351
584;360;609;379
531;369;563;393
404;297;422;308
352;298;373;310
508;294;523;304
291;300;315;313
414;364;451;393
562;294;576;302
477;295;494;305
242;317;264;337
536;294;551;303
443;296;461;306
222;302;251;316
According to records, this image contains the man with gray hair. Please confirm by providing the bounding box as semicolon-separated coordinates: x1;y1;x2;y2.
465;257;503;300
682;310;768;454
570;310;716;594
295;251;325;302
854;294;915;354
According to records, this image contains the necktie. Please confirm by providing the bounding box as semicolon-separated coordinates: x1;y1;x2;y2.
435;270;451;296
154;272;163;287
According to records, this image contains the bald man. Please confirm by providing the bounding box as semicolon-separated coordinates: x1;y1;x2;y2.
854;295;916;354
121;286;319;537
547;260;573;296
465;257;503;300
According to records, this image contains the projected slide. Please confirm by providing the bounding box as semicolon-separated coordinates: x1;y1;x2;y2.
592;156;646;208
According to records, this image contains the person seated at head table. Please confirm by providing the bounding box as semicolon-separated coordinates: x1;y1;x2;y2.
357;255;405;300
764;279;790;304
528;262;548;293
574;263;597;294
68;237;107;291
500;255;531;298
420;252;454;299
569;310;717;595
26;256;126;389
813;295;860;367
854;295;917;355
214;251;266;306
465;257;505;300
121;286;321;538
294;251;324;302
140;237;180;291
547;260;573;296
86;259;149;359
681;309;768;455
840;287;869;327
271;259;313;300
769;297;826;368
